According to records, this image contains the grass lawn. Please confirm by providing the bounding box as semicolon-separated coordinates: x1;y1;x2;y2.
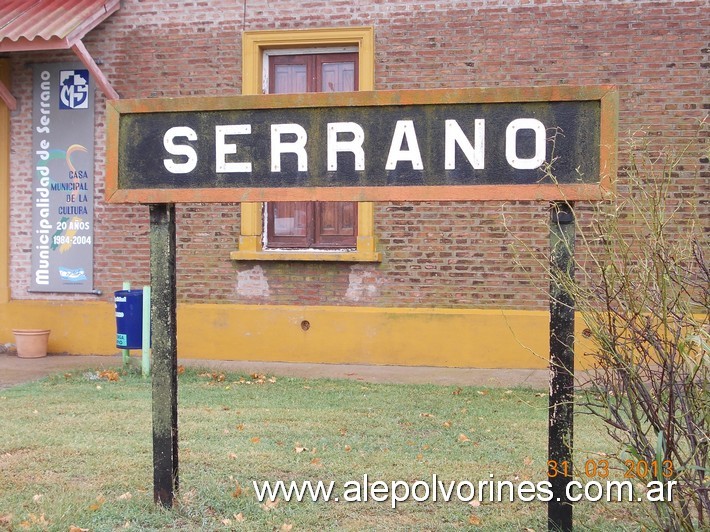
0;366;647;530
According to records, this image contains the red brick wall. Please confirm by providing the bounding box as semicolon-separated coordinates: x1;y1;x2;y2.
7;0;708;310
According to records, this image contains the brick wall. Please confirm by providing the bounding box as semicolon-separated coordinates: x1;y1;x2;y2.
7;0;708;310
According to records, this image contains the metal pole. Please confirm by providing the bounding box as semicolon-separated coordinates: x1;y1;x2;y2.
548;201;575;531
149;204;178;507
142;285;151;377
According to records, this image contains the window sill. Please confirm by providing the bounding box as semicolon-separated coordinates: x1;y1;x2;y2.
230;249;381;262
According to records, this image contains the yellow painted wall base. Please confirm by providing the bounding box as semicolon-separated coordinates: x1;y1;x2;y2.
0;300;596;369
1;300;116;355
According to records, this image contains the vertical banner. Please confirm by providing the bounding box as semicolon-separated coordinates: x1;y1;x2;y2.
31;62;95;293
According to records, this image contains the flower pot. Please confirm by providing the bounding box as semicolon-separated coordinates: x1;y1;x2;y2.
12;329;51;358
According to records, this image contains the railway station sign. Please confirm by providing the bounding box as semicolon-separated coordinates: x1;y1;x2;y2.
106;86;617;203
114;85;618;519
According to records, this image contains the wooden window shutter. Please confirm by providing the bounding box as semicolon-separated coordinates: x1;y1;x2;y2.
266;52;358;249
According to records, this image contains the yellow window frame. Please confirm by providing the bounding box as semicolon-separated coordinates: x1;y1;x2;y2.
231;27;380;262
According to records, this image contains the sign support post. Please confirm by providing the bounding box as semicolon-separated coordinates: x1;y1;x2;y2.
149;203;179;507
548;201;575;531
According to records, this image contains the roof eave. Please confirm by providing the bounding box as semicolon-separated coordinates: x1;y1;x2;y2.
63;0;120;49
0;0;121;103
0;0;120;52
0;36;72;52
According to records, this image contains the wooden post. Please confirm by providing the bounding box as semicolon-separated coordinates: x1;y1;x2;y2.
548;201;575;531
149;204;178;507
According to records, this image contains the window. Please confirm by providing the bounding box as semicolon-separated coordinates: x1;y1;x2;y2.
232;27;380;262
267;51;358;249
269;52;358;94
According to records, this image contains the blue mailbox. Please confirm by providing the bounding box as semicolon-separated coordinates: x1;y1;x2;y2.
114;289;143;349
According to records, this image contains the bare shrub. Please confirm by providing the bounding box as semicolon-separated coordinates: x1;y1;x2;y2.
507;120;709;530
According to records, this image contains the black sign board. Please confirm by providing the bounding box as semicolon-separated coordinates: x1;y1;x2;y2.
106;86;617;203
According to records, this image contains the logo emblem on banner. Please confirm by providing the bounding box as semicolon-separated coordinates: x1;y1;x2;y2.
59;69;90;109
58;266;88;282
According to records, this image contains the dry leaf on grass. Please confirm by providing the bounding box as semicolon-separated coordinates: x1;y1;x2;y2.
69;527;89;532
117;492;132;500
20;513;49;528
244;373;276;385
281;524;293;531
181;488;197;505
468;514;482;525
261;499;279;511
88;495;105;511
232;483;243;498
199;372;225;382
99;370;120;382
177;365;185;375
234;513;245;522
251;437;261;444
458;433;471;443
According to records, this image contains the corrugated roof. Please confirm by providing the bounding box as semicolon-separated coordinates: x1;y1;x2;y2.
0;0;120;52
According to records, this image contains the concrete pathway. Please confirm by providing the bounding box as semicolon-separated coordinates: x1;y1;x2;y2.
0;350;549;390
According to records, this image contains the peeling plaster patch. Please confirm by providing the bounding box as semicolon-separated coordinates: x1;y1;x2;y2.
345;265;383;302
236;266;270;298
